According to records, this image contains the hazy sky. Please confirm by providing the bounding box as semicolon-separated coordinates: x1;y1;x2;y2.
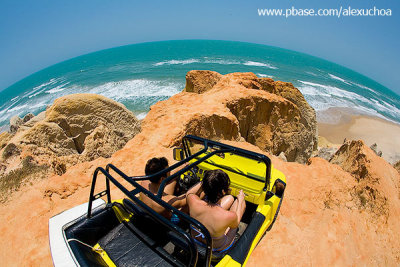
1;0;399;94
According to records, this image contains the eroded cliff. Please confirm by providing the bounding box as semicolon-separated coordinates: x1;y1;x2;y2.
0;72;399;266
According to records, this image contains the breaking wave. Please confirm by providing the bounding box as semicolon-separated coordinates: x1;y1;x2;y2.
243;61;278;69
256;73;274;78
153;59;200;66
153;58;278;69
328;73;352;85
297;80;400;123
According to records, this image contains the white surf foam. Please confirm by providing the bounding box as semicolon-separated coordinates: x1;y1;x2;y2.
305;71;318;76
136;112;148;120
297;80;376;110
45;84;68;94
0;79;183;126
298;80;370;101
350;82;376;93
328;73;352;85
203;59;241;65
243;61;278;69
87;79;182;102
153;59;199;66
45;88;65;94
30;102;48;109
6;104;29;113
297;79;400;124
370;99;400;119
24;78;63;98
256;73;274;78
297;85;331;97
153;58;278;70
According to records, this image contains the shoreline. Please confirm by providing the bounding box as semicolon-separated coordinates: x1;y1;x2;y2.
1;102;399;164
2;104;400;165
318;108;400;164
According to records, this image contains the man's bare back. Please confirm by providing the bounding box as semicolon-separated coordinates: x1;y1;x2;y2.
186;170;246;251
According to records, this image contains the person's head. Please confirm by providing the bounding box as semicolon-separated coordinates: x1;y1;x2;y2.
145;157;169;183
202;169;230;204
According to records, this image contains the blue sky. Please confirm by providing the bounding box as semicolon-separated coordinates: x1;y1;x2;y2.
0;0;399;94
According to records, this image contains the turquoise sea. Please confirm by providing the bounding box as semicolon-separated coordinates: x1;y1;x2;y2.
1;40;399;130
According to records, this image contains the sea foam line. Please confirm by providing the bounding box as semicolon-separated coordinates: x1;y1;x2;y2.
24;77;64;98
153;59;200;66
87;79;183;101
297;80;374;105
351;82;376;94
203;59;240;65
153;58;278;69
45;82;71;94
6;104;29;113
243;61;278;69
328;73;352;85
256;73;274;79
297;80;400;123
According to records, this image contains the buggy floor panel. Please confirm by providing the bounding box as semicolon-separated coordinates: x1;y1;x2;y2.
98;222;174;267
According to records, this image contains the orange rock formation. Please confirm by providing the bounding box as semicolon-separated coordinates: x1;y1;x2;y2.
0;72;399;266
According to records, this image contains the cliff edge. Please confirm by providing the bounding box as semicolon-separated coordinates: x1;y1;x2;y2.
0;72;399;266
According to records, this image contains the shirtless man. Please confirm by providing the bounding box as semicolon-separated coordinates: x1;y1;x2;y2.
140;157;186;218
186;169;246;252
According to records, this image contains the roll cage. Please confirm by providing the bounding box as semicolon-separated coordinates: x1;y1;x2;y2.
86;135;273;266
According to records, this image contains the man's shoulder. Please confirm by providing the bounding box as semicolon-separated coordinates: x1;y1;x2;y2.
187;192;201;203
217;208;237;223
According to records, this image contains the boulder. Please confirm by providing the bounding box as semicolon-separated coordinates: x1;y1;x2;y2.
0;94;141;181
370;143;383;157
178;71;317;162
9;115;23;134
2;143;21;160
19;94;141;161
330;140;400;218
0;132;11;150
316;147;338;161
278;152;287;162
22;113;35;123
184;70;222;94
393;160;400;174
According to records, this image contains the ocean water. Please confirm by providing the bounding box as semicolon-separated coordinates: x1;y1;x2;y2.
1;40;399;130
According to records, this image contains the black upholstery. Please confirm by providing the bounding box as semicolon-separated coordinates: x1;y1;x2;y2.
64;206;120;267
229;212;265;264
98;222;175;267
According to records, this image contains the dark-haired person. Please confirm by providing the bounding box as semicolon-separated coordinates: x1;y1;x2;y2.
186;169;246;252
140;157;187;219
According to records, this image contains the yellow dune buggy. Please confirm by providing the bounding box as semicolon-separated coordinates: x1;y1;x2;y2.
49;135;286;266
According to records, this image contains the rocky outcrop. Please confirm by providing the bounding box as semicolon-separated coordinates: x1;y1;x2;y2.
2;72;400;266
0;132;11;150
178;71;317;162
0;94;141;192
184;70;222;94
18;94;141;161
394;160;400;174
370;143;383;157
9;115;23;134
330;140;400;219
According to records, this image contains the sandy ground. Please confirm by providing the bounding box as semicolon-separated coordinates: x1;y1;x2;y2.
318;112;400;164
